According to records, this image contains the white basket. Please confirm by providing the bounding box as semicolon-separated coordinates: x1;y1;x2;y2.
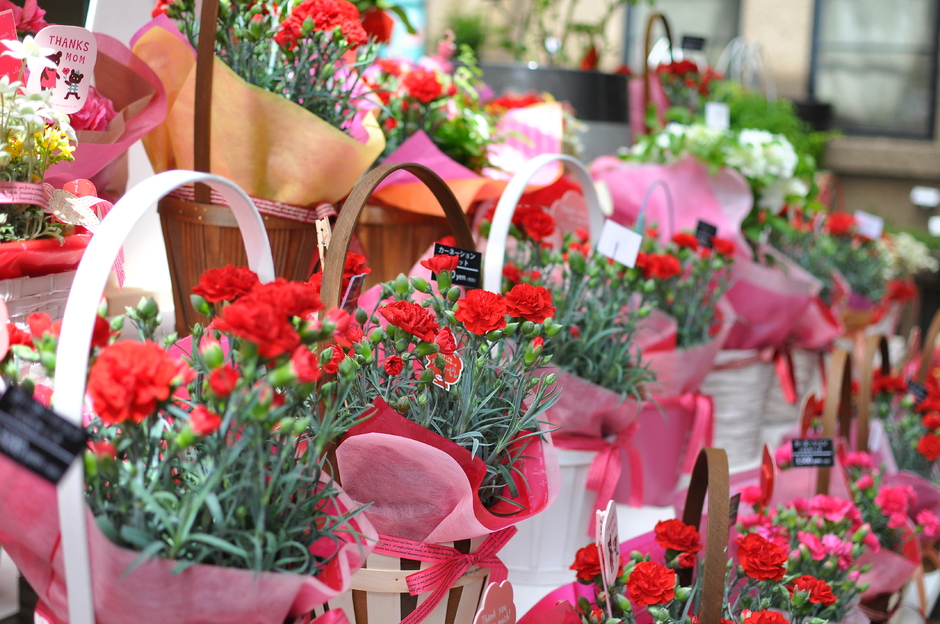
0;271;76;324
312;536;490;624
500;448;598;586
701;349;775;468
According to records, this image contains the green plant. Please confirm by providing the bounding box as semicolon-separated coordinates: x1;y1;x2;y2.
446;10;486;55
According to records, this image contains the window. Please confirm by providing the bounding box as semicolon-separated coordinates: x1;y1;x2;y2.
624;0;742;69
811;0;940;139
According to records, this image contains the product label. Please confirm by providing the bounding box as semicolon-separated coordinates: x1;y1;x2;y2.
791;438;835;468
596;219;641;268
426;353;464;391
854;210;884;240
695;219;718;248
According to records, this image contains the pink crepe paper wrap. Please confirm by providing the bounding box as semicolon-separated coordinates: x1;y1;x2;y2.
612;393;714;507
590;156;753;261
484;102;565;185
0;454;376;624
791;296;845;350
334;399;561;543
724;248;822;350
857;529;921;600
45;33;167;199
628;74;669;139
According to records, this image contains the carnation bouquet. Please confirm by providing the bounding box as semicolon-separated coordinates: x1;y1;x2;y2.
0;266;377;623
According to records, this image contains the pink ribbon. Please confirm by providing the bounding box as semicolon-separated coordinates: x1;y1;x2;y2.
678;393;714;475
553;421;644;530
168;186;337;225
372;527;517;624
0;181;46;206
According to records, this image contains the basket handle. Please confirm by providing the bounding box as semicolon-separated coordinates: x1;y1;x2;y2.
857;334;890;452
816;348;852;495
635;178;676;239
193;0;219;202
916;308;940;384
482;154;605;293
321;163;474;311
54;170;275;624
642;13;673;134
680;447;729;624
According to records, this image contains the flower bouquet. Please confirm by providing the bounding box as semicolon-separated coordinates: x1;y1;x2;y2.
133;0;385;330
306;163;561;624
0;263;378;623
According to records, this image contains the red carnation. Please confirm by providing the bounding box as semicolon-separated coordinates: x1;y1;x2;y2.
626;561;676;606
151;0;175;17
213;300;301;359
193;265;261;303
377;58;402;76
520;210;556;242
504;283;555;323
712;237;735;256
421;253;460;274
790;575;837;606
189;405;223;437
244;278;323;318
455;290;507;335
208;365;239;398
323;344;346;374
922;413;940;431
677;552;697;568
360;6;393;43
291;346;322;383
569;544;601;582
743;612;789;624
825;212;855;236
737;533;787;581
88;341;185;425
27;312;60;339
434;328;457;354
6;322;31;346
503;263;521;284
378;300;440;342
384;354;404;376
640;253;682;280
654;519;702;553
917;433;940;461
402;68;443;104
672;232;699;250
274;0;367;50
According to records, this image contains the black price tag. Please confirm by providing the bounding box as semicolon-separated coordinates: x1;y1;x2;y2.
729;493;741;525
791;438;835;468
681;35;706;51
433;243;482;289
695;220;717;249
909;380;928;405
0;385;87;483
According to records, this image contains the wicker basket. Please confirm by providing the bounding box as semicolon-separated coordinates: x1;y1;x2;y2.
0;271;75;324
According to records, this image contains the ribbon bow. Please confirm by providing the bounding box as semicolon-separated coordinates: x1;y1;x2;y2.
554;420;644;530
372;527;516;624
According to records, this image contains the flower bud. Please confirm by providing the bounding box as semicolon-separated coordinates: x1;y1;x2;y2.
546;323;563;337
411;276;431;293
338;357;357;379
355;307;369;324
293;417;312;434
393;273;410;295
395;338;410;352
417;392;429;405
447;286;461;302
544;373;557;385
176;428;196;448
189;294;211;317
201;341;225;370
674;586;691;601
521;321;536;336
39;350;56;372
109;316;125;332
139;296;160;318
419;369;435;384
503;322;518;336
415;342;440;357
268;364;296;387
437;270;452;290
83;451;98;479
790;589;808;608
369;328;386;343
277;417;295;432
396;396;410;413
613;593;632;613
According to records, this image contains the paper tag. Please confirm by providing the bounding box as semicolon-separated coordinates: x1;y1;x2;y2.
434;242;482;289
0;385;87;483
341;273;366;311
473;581;516;624
596;219;641;268
681;35;706;51
704;102;730;130
27;25;97;114
909;380;928;405
729;493;741;525
759;444;776;507
791;438;835;468
911;186;940;208
595;499;620;618
854;210;884;240
427;352;464;390
0;10;20;82
695;219;718;248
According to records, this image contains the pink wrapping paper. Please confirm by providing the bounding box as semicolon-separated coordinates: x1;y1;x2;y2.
335;399;561;543
45;33;167;192
857;532;920;599
375;131;481;191
0;455;375;624
590;156;753;261
627;74;669;139
484;102;565;185
724;249;821;350
544;369;640;438
791;296;844;350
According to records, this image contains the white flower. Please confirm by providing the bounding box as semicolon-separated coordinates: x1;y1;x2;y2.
2;36;54;69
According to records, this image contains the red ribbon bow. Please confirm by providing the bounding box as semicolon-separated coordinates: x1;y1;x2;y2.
372;527;517;624
554;421;644;531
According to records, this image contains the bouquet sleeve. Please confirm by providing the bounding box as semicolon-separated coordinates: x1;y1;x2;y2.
131;18;384;206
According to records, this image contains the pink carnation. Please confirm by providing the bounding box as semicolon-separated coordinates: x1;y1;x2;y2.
855;475;874;490
917;509;940;537
798;531;827;560
888;512;909;529
804;494;861;524
862;528;881;553
875;484;916;516
842;451;874;470
775;443;792;467
69;86;118;132
739;485;763;507
821;534;854;570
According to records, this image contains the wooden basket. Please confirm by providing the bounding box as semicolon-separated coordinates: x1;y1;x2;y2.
158;0;318;334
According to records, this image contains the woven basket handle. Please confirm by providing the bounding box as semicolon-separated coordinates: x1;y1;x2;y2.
642;12;673;134
679;447;729;624
857;334;890;452
482;154;604;293
321;163;474;310
53;171;275;624
917;307;940;384
816;348;852;495
193;0;219;201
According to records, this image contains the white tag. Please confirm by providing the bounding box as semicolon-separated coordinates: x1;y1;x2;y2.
911;186;940;208
928;216;940;237
27;25;97;114
473;581;516;624
596;219;642;267
595;500;620;619
704;102;730;130
854;210;884;240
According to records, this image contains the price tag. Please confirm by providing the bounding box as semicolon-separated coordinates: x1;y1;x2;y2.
595;499;620;618
596;219;641;268
0;10;20;82
473;581;516;624
695;219;718;248
704;102;730;130
26;25;98;114
426;353;464;391
433;243;482;289
729;493;741;525
680;35;706;51
909;380;928;405
791;438;835;468
0;385;87;483
854;210;884;240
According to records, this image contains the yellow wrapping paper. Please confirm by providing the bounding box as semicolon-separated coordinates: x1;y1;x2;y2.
132;23;384;206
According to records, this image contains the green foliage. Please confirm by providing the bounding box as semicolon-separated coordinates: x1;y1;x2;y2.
446;11;487;55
